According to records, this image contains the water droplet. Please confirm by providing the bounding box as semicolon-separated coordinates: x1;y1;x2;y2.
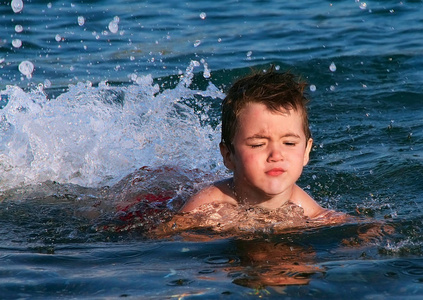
11;0;23;13
18;60;34;78
193;40;201;47
202;61;211;78
330;85;335;91
108;22;118;34
310;84;316;92
47;2;52;9
12;39;22;48
78;16;85;26
15;25;23;33
55;34;62;42
108;17;119;34
359;2;367;9
200;12;206;19
329;62;337;72
43;79;52;88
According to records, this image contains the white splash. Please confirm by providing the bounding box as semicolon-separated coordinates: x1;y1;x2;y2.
0;61;225;191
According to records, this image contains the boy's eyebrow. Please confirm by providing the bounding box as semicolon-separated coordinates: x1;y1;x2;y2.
246;133;302;140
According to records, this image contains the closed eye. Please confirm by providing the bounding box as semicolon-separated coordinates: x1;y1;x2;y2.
250;144;265;148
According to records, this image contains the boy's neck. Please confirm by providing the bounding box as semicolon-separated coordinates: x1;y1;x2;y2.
230;178;292;210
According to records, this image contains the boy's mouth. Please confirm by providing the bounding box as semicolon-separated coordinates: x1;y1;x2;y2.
265;168;286;176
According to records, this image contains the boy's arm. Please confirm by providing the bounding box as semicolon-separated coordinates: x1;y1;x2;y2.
290;184;327;218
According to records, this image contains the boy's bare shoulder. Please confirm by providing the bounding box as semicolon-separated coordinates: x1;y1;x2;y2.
180;179;237;212
289;184;327;218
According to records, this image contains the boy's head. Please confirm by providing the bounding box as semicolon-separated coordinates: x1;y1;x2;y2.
221;67;311;153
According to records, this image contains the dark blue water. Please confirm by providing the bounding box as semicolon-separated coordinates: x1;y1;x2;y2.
1;0;423;298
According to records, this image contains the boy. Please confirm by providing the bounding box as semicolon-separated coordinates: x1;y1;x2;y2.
180;67;328;219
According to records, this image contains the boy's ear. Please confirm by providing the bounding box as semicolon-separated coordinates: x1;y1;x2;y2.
219;142;235;170
303;138;313;166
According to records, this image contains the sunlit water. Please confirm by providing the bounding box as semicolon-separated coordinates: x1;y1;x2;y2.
1;0;423;298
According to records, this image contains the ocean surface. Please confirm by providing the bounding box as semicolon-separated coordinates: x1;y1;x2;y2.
1;0;423;298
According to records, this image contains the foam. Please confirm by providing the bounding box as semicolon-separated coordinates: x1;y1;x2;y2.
0;60;225;191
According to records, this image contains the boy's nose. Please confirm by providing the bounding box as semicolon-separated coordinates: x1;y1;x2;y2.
268;144;284;162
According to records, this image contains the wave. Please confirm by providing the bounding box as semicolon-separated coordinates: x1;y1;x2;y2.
0;60;225;192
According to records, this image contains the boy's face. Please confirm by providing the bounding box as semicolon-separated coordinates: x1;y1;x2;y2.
220;102;312;200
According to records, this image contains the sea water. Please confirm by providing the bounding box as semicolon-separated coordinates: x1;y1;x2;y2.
1;0;423;298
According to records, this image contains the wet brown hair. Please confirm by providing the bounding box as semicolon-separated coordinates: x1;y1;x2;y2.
221;67;311;152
